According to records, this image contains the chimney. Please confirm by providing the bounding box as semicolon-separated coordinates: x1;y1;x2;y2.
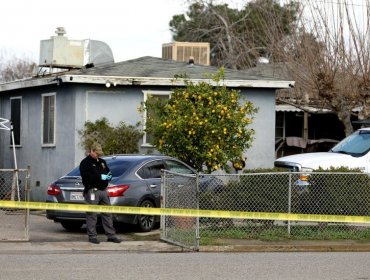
55;27;66;36
188;56;195;65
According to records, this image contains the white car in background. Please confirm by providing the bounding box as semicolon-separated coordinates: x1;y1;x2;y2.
275;128;370;173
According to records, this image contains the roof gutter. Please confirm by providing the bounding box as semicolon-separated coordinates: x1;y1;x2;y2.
0;74;295;92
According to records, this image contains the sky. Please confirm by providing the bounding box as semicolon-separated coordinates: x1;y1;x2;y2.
0;0;191;63
0;0;248;64
3;0;365;65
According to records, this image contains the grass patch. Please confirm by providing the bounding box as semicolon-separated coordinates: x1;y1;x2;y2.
198;224;370;245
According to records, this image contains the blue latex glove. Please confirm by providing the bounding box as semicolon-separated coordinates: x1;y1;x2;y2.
101;172;112;181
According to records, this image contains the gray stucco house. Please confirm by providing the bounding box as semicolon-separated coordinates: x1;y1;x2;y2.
0;56;294;201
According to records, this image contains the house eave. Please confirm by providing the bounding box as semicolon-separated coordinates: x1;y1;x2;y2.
0;75;295;91
0;77;56;92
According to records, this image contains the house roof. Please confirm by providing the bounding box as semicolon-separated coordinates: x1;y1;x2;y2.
243;62;291;80
0;56;295;92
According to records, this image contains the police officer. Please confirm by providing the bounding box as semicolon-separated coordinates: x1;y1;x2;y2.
79;142;121;244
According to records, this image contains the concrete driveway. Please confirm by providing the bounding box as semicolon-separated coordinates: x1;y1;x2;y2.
0;210;185;253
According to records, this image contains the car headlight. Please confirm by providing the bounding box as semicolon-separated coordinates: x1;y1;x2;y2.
300;167;313;173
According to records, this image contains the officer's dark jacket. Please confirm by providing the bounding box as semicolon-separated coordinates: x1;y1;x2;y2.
79;155;111;192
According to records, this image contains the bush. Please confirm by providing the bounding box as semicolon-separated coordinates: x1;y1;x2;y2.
78;117;143;155
304;167;370;216
199;168;289;213
199;167;370;217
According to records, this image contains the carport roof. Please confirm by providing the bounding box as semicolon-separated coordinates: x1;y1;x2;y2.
276;104;332;113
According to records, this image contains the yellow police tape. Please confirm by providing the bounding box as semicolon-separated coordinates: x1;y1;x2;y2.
1;200;370;224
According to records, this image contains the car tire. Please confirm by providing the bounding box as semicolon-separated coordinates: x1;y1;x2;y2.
137;199;155;232
61;221;84;232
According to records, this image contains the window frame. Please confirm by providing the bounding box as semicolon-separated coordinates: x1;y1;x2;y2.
41;92;56;146
142;90;170;147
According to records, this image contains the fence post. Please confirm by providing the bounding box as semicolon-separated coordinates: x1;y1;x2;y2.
195;172;200;251
24;166;31;240
288;173;292;236
160;170;166;239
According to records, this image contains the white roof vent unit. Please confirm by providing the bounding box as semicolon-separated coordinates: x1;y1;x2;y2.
162;41;210;66
256;57;269;64
39;27;114;69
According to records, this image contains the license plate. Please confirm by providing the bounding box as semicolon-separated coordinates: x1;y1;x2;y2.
70;192;84;201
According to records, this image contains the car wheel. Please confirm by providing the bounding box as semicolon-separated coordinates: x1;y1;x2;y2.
137;200;155;232
61;221;84;232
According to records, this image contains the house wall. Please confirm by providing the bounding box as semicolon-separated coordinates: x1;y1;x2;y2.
0;85;78;201
242;89;275;169
73;86;144;165
0;84;276;202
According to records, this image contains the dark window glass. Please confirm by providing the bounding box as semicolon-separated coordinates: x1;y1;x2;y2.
137;166;150;179
10;98;21;145
43;95;55;144
65;158;135;178
107;160;135;177
138;161;165;179
164;160;194;174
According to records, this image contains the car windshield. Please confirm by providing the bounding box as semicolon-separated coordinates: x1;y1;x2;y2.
65;158;135;177
331;130;370;156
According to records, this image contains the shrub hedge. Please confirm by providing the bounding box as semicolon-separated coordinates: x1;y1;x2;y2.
199;167;370;217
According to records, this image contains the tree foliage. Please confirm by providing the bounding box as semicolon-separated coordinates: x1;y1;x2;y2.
0;50;37;82
142;69;258;173
78;117;143;155
169;0;299;69
271;0;370;135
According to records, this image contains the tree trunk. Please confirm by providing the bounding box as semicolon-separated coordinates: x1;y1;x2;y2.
336;109;353;136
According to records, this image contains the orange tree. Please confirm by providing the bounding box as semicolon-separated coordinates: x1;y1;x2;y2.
142;69;257;173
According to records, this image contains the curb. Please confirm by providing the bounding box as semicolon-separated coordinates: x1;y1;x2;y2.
200;244;370;252
2;240;370;253
199;240;370;252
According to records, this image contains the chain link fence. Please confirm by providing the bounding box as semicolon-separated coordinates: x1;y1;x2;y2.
161;170;370;250
0;168;30;241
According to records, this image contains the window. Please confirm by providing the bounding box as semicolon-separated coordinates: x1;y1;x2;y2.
164;160;194;174
10;97;21;145
42;93;56;145
275;112;285;141
137;161;165;179
143;91;170;145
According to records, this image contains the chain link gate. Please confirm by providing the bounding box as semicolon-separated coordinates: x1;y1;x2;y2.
160;170;199;250
0;168;30;241
161;170;370;249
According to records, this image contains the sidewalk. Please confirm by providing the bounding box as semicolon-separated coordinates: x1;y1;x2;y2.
0;240;187;253
1;212;370;253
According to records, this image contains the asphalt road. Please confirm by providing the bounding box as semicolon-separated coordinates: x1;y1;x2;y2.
1;251;370;280
1;212;370;279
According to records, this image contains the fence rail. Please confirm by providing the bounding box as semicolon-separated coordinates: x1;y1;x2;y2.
160;170;370;250
0;168;30;241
